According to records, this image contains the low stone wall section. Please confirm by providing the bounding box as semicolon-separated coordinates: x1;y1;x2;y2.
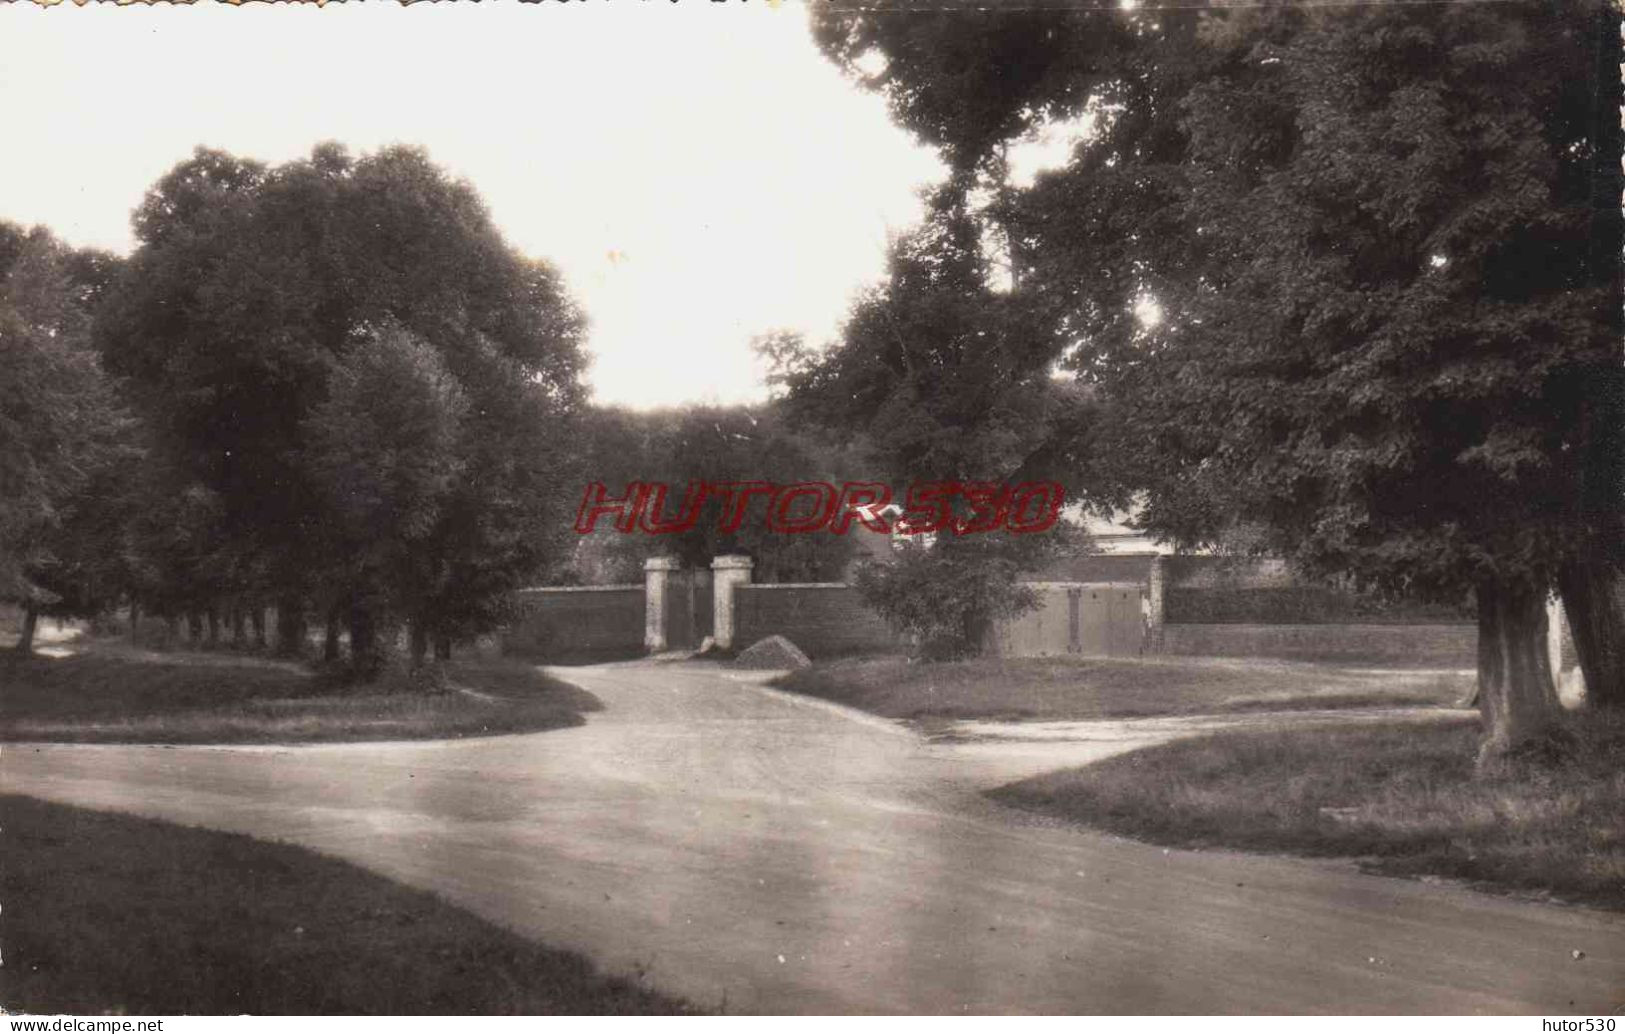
503;585;646;662
1161;622;1476;666
733;584;900;658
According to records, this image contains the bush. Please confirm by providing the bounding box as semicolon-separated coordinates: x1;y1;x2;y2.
852;540;1039;661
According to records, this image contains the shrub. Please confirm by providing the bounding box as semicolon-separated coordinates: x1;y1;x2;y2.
852;539;1039;661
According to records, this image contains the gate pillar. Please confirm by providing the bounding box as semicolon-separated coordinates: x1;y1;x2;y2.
711;554;754;650
644;556;681;652
1146;555;1167;654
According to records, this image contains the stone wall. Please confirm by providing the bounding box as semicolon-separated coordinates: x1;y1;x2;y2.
1161;622;1477;666
733;584;900;658
503;585;646;662
502;552;1493;668
1161;556;1471;624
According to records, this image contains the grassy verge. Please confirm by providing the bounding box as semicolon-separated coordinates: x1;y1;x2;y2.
772;654;1470;723
990;715;1625;911
0;645;601;744
0;795;694;1014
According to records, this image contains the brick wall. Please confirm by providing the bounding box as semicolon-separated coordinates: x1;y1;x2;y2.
734;584;901;658
1162;623;1476;666
503;586;646;662
1165;586;1473;625
1161;556;1471;625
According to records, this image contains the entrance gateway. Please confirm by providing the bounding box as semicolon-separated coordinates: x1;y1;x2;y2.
993;582;1148;658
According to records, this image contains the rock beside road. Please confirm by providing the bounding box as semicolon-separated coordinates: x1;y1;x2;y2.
734;635;811;670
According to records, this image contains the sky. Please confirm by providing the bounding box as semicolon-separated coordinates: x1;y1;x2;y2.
0;1;948;409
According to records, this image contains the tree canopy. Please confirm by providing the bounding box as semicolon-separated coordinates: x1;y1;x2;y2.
87;143;589;672
571;403;863;584
0;223;134;645
810;0;1623;751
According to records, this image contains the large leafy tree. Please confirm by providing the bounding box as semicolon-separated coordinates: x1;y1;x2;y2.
303;324;468;672
812;0;1622;755
772;199;1109;495
769;201;1099;657
412;324;585;661
97;143;588;671
0;223;135;652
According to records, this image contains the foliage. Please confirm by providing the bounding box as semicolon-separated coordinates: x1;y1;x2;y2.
812;1;1623;737
852;536;1040;661
93;143;588;670
303;323;467;665
769;201;1112;498
767;197;1103;658
1060;7;1615;599
572;403;862;584
0;223;136;625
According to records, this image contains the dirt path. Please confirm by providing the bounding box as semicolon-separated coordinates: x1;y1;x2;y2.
4;660;1620;1014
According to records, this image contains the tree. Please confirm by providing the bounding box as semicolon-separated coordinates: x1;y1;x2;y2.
409;328;585;664
304;324;468;673
574;403;863;584
812;0;1622;759
96;143;589;673
772;200;1112;494
0;224;135;652
768;200;1099;656
853;536;1045;661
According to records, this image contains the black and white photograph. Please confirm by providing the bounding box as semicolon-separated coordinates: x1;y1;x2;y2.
0;0;1621;1018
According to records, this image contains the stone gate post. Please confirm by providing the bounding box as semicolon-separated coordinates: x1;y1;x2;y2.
711;554;754;650
1145;554;1167;653
644;556;680;652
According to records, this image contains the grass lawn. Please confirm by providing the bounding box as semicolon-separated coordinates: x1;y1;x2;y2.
0;795;695;1014
0;644;601;744
990;715;1625;911
772;654;1470;723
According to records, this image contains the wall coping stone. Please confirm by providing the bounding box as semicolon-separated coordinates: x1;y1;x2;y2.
517;584;642;594
1165;621;1475;629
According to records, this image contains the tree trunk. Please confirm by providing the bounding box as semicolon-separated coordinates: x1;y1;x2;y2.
129;599;142;646
15;604;38;654
231;607;246;646
206;608;220;648
187;611;204;644
410;622;430;669
1556;562;1625;709
275;597;307;657
1474;580;1562;768
433;635;452;662
323;609;341;664
348;605;382;677
164;615;179;650
251;607;267;649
